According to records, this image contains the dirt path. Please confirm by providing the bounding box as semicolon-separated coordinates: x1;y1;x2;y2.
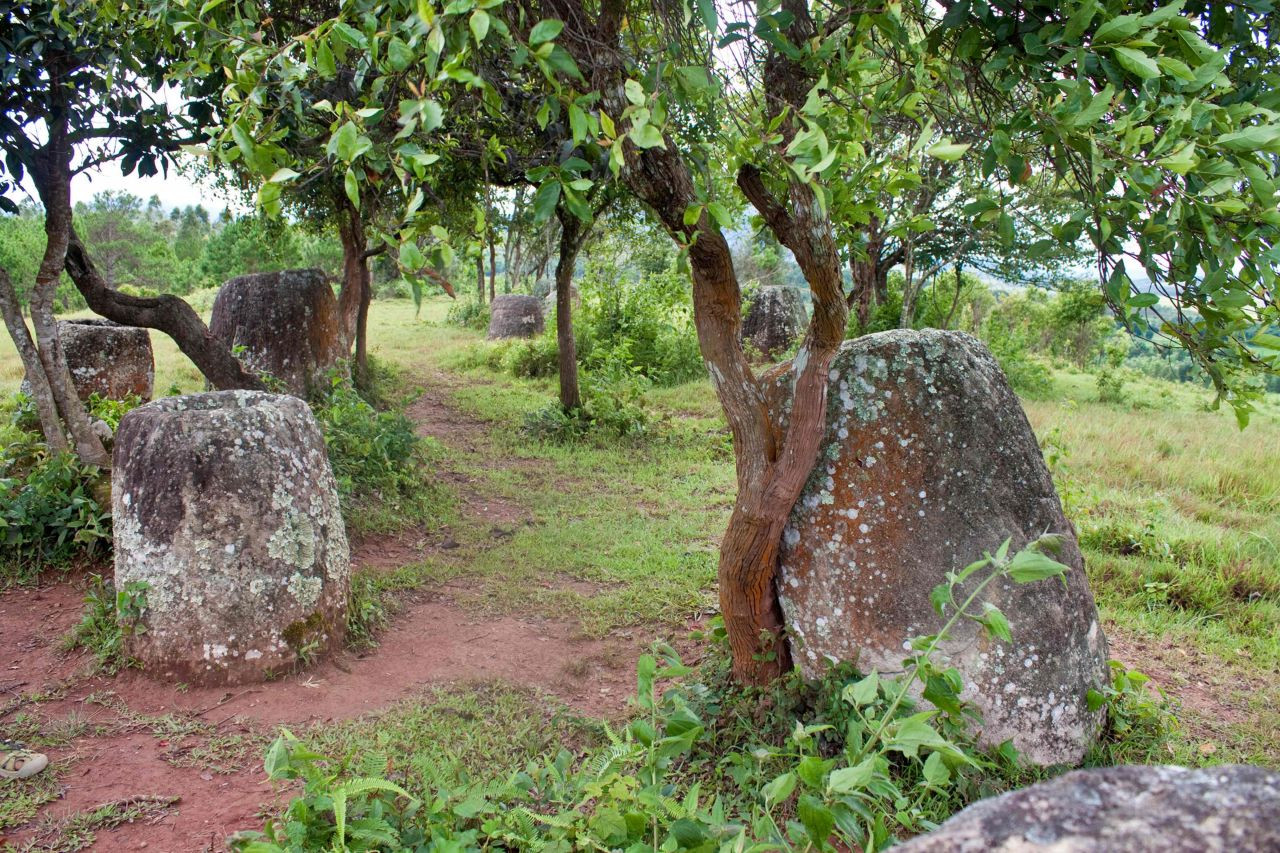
0;370;646;852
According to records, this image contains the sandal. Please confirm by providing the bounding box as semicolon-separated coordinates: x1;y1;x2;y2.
1;741;48;780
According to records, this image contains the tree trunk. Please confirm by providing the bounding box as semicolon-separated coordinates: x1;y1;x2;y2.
29;141;110;468
488;237;497;302
475;253;485;304
847;220;882;330
335;194;367;351
553;207;586;411
550;0;848;684
899;239;918;329
353;250;373;388
0;268;68;452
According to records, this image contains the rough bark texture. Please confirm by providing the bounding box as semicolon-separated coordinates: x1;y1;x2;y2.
209;269;347;398
30;139;110;468
772;330;1108;763
487;294;545;339
897;765;1280;852
554;208;586;411
742;286;808;360
334;196;367;352
54;318;154;401
0;268;67;451
113;391;350;685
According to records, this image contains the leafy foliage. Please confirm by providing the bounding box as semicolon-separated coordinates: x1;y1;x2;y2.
0;394;134;583
311;371;449;536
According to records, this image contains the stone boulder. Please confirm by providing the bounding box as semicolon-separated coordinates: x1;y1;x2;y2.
896;764;1280;852
743;286;807;359
209;269;346;397
542;286;581;318
775;330;1108;765
112;391;350;685
487;294;544;339
23;319;154;402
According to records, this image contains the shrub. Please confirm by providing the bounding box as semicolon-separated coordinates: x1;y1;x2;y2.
445;296;490;331
311;375;448;535
0;393;135;584
577;264;705;387
522;373;650;443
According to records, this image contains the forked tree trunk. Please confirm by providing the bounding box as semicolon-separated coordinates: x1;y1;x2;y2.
0;268;67;452
549;0;849;683
553;207;587;411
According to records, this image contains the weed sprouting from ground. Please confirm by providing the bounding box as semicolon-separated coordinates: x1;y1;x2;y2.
58;575;147;674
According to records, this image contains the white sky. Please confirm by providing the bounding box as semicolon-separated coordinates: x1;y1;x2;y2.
68;159;236;215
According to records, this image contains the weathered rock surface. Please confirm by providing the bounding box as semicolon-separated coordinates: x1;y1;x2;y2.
488;294;544;339
542;286;580;317
209;269;346;397
775;330;1108;765
112;391;350;685
743;286;807;359
23;318;154;401
896;764;1280;852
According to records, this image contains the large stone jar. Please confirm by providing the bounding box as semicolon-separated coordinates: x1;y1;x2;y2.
112;391;350;685
775;329;1109;765
209;269;346;397
487;294;544;339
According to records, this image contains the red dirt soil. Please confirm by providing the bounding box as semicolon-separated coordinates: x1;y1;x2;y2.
0;374;652;852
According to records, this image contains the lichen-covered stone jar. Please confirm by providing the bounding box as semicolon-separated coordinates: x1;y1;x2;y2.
112;391;350;685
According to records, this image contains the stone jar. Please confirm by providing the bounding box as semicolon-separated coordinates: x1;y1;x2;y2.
112;391;350;685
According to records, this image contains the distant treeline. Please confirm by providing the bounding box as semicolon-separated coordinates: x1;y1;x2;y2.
0;191;345;310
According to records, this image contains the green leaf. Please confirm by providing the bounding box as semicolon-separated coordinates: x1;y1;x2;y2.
421;100;444;133
980;602;1012;643
1215;124;1280;153
796;755;835;790
1068;84;1115;127
399;241;425;270
1157;142;1197;174
629;122;665;149
529;19;563;45
470;10;490;43
267;167;300;183
827;758;876;794
624;78;646;106
761;771;797;806
669;818;707;848
1007;548;1070;584
1112;46;1161;80
344;167;360;209
1091;13;1139;44
922;752;951;788
845;672;879;707
797;795;835;848
568;103;588;142
695;0;717;32
1250;332;1280;351
1129;292;1160;308
386;37;413;71
926;141;971;161
316;38;336;77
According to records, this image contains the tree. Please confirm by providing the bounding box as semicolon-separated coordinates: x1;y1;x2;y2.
170;0;1280;684
0;0;264;444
